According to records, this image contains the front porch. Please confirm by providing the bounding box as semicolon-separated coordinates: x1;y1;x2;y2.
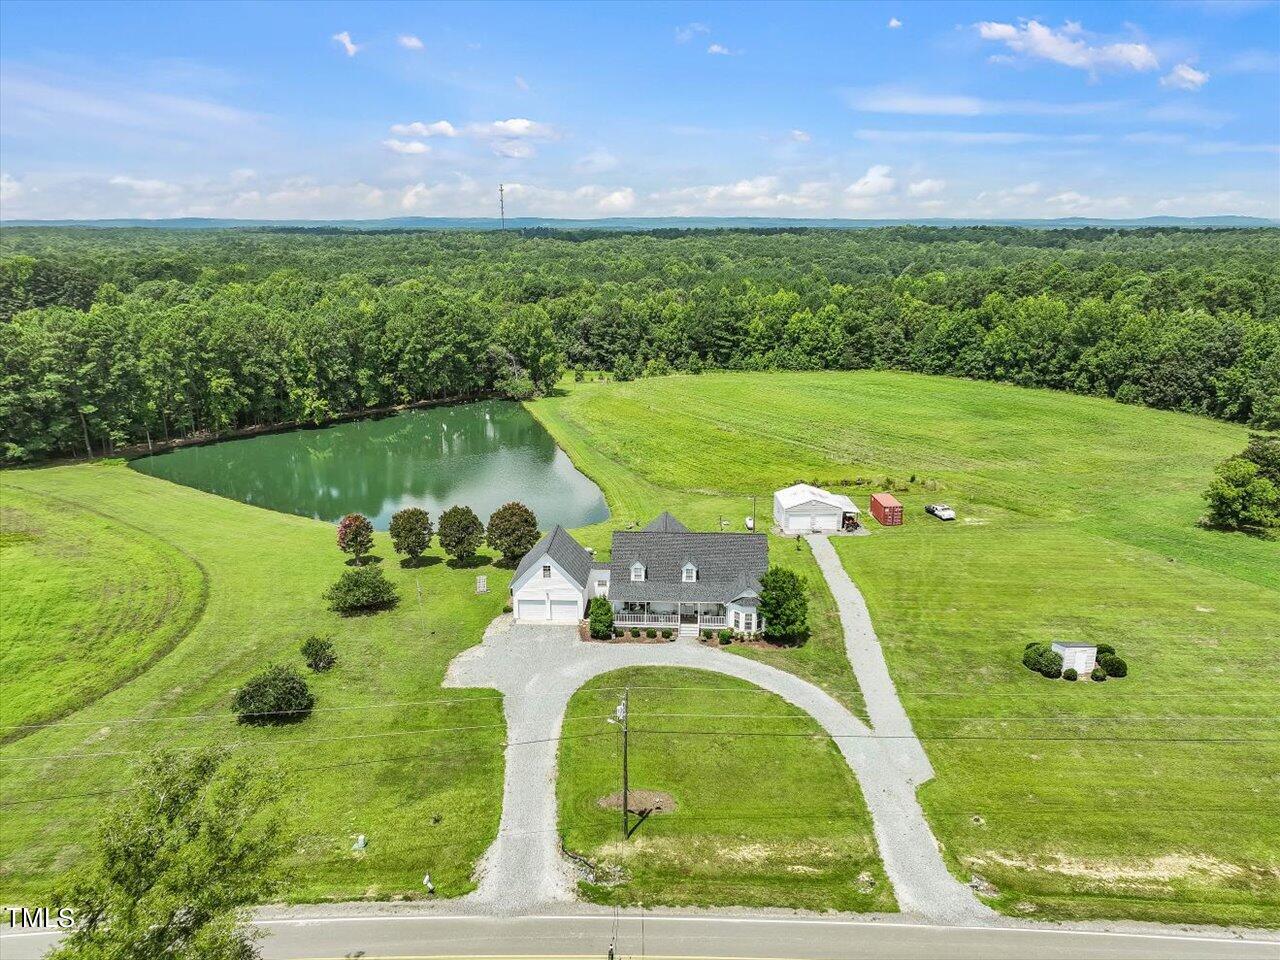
614;601;728;630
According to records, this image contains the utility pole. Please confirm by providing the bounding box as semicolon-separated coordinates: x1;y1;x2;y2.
617;690;630;838
499;183;506;230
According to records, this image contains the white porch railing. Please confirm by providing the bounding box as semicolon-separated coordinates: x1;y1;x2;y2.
700;616;727;628
615;613;680;626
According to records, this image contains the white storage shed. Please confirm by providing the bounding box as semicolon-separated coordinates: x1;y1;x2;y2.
773;484;860;534
1051;642;1098;675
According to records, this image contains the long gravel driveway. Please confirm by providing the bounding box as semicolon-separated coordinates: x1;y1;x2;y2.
445;581;991;922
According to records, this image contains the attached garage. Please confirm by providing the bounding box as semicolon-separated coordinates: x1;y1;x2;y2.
510;525;591;625
773;484;860;534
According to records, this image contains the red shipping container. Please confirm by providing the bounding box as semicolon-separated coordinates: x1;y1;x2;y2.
870;492;903;526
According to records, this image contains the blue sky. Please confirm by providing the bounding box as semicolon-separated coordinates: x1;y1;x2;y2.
2;0;1278;220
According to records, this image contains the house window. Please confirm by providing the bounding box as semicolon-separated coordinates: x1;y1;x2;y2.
541;564;552;579
630;562;645;582
744;613;754;632
596;580;608;590
683;563;697;582
733;611;741;629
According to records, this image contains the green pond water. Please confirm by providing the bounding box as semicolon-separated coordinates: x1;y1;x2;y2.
130;400;609;531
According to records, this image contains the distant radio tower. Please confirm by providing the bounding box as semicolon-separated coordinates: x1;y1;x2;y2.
499;183;505;230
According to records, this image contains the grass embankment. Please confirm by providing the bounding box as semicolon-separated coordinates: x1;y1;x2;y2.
0;464;509;904
559;668;894;912
532;371;1279;926
0;477;207;733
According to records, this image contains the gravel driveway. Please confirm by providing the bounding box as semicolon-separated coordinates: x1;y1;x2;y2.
445;597;991;922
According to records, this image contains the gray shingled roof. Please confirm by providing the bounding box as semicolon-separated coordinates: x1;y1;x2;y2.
514;525;592;588
609;525;767;604
643;511;689;533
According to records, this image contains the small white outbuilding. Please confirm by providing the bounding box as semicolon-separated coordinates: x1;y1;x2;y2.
773;483;861;534
1052;642;1098;675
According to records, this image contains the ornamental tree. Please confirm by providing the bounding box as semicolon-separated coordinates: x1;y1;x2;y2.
487;501;540;566
757;565;808;645
232;664;315;724
49;749;288;960
438;505;484;563
588;596;614;639
1203;456;1280;537
336;512;375;564
389;507;433;564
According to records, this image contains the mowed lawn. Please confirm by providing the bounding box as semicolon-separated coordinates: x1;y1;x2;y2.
559;668;895;913
530;371;1279;926
0;464;510;905
0;476;207;733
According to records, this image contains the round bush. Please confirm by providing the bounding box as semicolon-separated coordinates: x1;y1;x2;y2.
1099;654;1128;678
1096;643;1116;657
702;629;713;639
718;628;733;643
587;596;614;640
232;665;315;724
1062;667;1077;681
1038;649;1063;679
1022;644;1046;670
300;634;336;672
1091;666;1107;682
324;566;398;614
645;628;657;639
719;635;732;645
661;628;672;639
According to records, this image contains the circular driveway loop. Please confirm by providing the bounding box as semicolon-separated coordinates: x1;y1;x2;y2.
445;534;992;924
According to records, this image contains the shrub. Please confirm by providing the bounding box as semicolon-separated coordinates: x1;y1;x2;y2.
630;629;641;639
336;513;374;563
438;505;484;562
232;665;315;724
487;501;540;565
719;635;732;645
587;596;614;640
1099;654;1128;678
1022;644;1045;670
1091;666;1107;682
1096;643;1116;657
759;566;808;644
718;629;733;643
324;566;398;614
1203;455;1280;537
389;507;433;562
1062;667;1077;681
613;627;623;638
702;629;713;639
661;628;672;639
1038;649;1063;679
300;634;335;672
645;628;657;639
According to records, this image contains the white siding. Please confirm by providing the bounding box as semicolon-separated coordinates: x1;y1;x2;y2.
780;499;843;533
511;555;586;623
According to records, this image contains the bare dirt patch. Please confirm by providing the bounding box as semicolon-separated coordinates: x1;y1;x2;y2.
970;851;1245;882
597;789;677;814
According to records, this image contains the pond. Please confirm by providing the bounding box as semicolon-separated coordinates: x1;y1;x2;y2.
130;400;610;531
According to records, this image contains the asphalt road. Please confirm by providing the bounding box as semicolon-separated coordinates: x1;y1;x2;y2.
4;912;1276;960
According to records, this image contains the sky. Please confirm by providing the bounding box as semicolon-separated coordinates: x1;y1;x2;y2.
1;0;1278;221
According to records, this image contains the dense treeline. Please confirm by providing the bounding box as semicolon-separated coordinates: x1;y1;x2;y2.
1;226;1277;461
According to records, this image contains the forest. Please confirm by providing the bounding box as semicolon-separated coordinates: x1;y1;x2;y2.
1;225;1277;462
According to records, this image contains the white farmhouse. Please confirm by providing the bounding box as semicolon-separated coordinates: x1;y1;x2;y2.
773;483;860;534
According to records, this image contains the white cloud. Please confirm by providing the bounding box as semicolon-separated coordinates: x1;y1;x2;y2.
1186;140;1280;155
1224;49;1280;74
675;22;709;44
108;174;181;197
332;31;361;57
846;86;1120;117
398;34;424;50
789;129;811;142
1161;63;1209;91
907;178;946;197
651;175;831;214
846;165;896;198
389;120;458;137
1124;131;1187;145
1145;102;1233;125
514;75;530;91
594;187;636;213
887;17;902;29
975;19;1158;74
229;168;257;184
574;149;619;174
383;139;431;155
707;43;736;56
857;128;1100;145
1;173;23;203
482;118;555;138
491;140;535;159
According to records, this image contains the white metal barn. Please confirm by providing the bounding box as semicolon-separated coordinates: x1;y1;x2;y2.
1052;642;1098;675
773;483;860;534
509;526;592;623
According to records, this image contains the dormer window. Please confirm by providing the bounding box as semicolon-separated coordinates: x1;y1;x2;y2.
682;563;697;582
630;562;645;582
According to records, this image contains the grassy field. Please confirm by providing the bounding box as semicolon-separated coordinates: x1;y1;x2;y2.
0;463;510;904
0;475;207;732
558;667;895;913
530;370;1280;926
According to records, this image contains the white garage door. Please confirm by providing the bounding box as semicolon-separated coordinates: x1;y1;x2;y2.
786;514;811;532
788;512;837;532
549;598;580;622
517;598;547;621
